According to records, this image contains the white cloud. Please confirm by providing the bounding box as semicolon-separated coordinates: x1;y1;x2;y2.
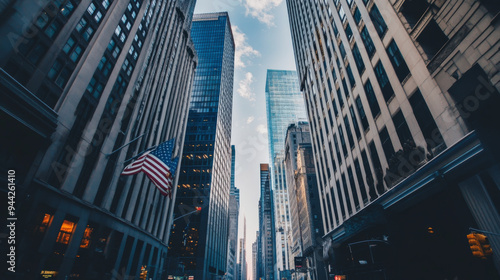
233;26;260;69
247;116;255;124
238;72;256;101
244;0;283;26
256;124;268;135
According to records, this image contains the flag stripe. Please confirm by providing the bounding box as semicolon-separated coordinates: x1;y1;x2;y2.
120;139;177;197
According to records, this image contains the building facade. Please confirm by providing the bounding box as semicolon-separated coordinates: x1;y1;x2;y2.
257;163;276;280
252;236;258;280
237;218;247;280
287;0;500;278
264;69;308;278
227;145;240;280
0;0;198;279
284;122;327;280
166;11;235;280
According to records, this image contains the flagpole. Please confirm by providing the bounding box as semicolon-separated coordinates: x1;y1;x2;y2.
106;132;148;157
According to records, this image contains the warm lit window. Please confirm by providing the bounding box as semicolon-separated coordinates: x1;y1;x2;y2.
56;220;76;245
80;225;94;248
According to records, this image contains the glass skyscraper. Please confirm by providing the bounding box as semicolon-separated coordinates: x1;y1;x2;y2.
167;12;235;280
264;69;307;278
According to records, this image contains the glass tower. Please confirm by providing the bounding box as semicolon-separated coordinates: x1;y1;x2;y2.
167;12;235;280
265;69;307;277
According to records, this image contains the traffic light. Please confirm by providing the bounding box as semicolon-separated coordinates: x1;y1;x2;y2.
467;232;493;259
195;207;202;212
467;233;484;258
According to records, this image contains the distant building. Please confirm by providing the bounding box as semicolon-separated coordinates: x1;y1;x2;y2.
284;122;327;280
258;164;275;280
287;0;500;278
252;236;258;280
264;69;307;278
0;0;197;279
227;146;240;280
166;12;235;280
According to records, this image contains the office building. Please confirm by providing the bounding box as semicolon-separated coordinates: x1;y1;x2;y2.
287;0;500;278
227;146;240;280
284;122;326;280
264;69;307;278
237;218;247;280
0;0;198;279
257;163;276;280
252;237;258;280
166;11;235;280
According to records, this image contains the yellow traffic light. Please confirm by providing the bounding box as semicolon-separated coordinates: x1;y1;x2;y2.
467;233;485;259
468;232;494;259
475;233;493;257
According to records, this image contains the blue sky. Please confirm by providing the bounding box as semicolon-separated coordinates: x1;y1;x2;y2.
194;0;297;276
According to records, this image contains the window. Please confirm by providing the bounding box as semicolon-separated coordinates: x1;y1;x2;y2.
87;2;97;15
56;220;76;245
393;110;414;145
48;60;62;80
61;1;75;17
69;45;82;62
374;62;394;102
62;37;75;54
401;0;429;28
416;20;448;59
344;116;355;147
94;11;103;23
352;44;365;74
121;14;127;24
386;40;410;82
120;32;126;42
83;26;94;41
355;97;369;131
336;88;344;108
126;21;132;30
360;27;375;57
55;66;71;88
339;7;346;23
364;80;380;118
350;106;361;139
409;89;444;149
115;25;122;36
369;5;387;37
76;18;87;33
98;56;107;70
102;0;110;10
346;65;355;87
339;42;346;59
339;125;348;157
353;7;362;25
345;25;353;41
112;46;120;58
379;127;395;161
45;21;61;38
36;12;49;29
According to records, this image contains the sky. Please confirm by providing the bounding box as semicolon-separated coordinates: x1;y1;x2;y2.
194;0;297;278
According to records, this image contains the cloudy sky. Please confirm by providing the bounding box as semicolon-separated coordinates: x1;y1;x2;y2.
194;0;297;277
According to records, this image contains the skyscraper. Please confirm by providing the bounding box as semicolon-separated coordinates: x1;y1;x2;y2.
252;235;258;280
284;122;326;280
258;163;276;280
0;0;198;279
287;0;500;278
237;218;247;280
227;146;240;280
166;11;235;280
265;69;307;278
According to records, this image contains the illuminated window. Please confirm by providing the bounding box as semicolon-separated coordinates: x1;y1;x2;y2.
38;213;53;234
80;225;94;248
56;220;76;244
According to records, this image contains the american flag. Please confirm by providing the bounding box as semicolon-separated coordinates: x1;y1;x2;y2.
121;138;179;197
